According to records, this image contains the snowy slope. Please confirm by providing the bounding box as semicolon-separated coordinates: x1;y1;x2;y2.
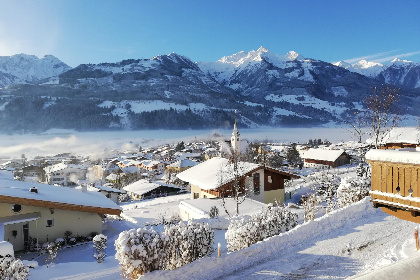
147;198;418;280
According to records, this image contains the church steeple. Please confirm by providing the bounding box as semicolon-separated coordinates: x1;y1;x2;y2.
231;111;240;154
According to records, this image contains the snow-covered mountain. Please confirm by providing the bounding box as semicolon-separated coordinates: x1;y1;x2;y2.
1;48;420;132
333;60;384;77
377;58;420;88
0;54;71;87
333;58;420;88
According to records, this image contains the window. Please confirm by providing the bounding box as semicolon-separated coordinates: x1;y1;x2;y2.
12;204;22;213
268;176;272;184
193;193;199;199
46;219;54;227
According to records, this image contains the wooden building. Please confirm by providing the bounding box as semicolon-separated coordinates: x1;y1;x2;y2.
177;157;299;204
366;149;420;223
301;149;351;169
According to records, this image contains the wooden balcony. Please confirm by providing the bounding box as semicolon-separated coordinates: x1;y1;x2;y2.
366;149;420;223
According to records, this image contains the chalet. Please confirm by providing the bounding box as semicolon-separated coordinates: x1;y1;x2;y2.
375;127;420;149
177;157;299;204
0;171;121;252
44;163;87;186
366;148;420;223
123;179;181;200
301;148;351;169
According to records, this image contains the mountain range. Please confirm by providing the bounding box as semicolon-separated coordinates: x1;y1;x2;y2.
0;48;419;133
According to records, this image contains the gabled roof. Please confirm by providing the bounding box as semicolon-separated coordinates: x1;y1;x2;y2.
375;127;420;145
0;171;121;215
301;148;347;162
177;157;261;190
123;179;180;196
168;159;198;168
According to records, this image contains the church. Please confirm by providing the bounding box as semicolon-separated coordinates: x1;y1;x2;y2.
219;115;249;156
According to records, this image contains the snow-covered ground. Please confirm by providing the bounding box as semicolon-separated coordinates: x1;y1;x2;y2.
21;190;420;280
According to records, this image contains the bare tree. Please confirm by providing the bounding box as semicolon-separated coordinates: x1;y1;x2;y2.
343;109;367;143
364;85;400;148
218;151;253;217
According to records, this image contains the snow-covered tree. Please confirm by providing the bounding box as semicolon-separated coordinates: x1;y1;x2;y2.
285;143;301;167
43;241;61;267
337;177;370;208
226;205;297;252
0;254;29;280
93;234;107;263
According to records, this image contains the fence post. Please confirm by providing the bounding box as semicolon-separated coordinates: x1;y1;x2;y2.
218;243;221;257
415;228;419;251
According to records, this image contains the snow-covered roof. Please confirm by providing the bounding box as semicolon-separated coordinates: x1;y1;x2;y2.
167;159;198;168
375;127;420;145
366;148;420;165
177;157;260;190
301;148;346;162
44;162;86;173
140;160;163;168
123;179;180;195
93;184;126;194
0;171;121;214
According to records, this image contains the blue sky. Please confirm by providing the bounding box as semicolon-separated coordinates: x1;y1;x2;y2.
1;0;419;67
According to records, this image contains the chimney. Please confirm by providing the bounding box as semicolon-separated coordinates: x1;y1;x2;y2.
29;187;38;194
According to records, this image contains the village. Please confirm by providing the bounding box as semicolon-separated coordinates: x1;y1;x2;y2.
1;123;420;279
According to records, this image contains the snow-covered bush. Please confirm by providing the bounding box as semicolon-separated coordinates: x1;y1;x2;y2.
302;193;319;222
115;221;214;278
55;238;65;247
337;177;370;208
226;205;298;252
42;241;61;267
115;227;169;279
209;206;219;219
93;234;107;263
0;254;29;280
165;221;214;270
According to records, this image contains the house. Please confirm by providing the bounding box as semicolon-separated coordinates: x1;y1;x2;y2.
0;171;121;252
123;179;181;200
375;127;420;149
44;163;87;186
301;148;351;169
138;160;166;174
166;159;198;173
14;165;46;183
366;148;420;223
177;157;299;204
92;183;126;205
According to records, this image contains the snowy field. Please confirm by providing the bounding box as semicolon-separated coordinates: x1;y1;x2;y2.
21;194;420;280
0;127;358;159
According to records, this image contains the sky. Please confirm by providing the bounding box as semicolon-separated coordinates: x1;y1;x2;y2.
1;0;419;67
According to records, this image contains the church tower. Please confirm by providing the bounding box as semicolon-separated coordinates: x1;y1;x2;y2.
231;112;240;154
